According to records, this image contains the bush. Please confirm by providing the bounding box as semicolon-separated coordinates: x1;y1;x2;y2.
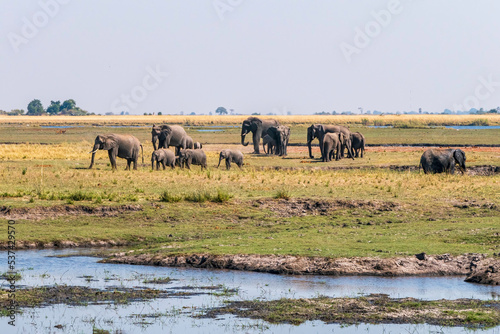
274;189;291;200
159;191;182;203
212;189;233;203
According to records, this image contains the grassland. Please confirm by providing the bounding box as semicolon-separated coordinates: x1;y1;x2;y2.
0;116;499;260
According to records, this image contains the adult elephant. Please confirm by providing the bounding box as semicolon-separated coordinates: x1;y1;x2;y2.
178;149;207;170
267;125;291;156
420;149;466;174
307;124;354;160
351;132;365;158
322;132;346;162
89;134;143;170
152;124;192;155
241;117;280;154
217;149;244;170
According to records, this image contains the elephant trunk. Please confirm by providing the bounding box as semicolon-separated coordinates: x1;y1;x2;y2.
88;143;99;169
307;129;314;158
241;132;249;146
217;154;222;168
89;152;96;169
152;134;157;151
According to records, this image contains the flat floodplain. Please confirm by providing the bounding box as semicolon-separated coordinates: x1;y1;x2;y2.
0;115;498;259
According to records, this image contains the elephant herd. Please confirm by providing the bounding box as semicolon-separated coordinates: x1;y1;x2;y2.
88;117;466;174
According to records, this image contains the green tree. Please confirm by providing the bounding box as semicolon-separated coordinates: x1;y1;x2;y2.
7;109;25;115
27;99;45;115
215;107;227;115
46;100;61;115
61;99;76;111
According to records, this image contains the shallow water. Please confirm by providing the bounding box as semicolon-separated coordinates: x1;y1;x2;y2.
1;249;499;333
445;125;500;130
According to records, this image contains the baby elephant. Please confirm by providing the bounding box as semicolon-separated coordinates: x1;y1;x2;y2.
151;149;176;170
193;142;203;149
178;149;207;170
217;149;244;170
322;132;344;162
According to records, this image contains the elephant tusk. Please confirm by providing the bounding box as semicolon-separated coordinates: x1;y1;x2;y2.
89;149;98;154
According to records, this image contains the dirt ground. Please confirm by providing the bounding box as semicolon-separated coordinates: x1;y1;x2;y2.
102;252;500;285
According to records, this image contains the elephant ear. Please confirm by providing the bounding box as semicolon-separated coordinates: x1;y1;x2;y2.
102;136;118;150
267;127;277;137
250;118;262;132
454;149;466;164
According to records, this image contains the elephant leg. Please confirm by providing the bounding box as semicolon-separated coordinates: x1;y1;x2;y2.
161;161;166;170
108;150;117;170
226;159;231;170
133;159;137;170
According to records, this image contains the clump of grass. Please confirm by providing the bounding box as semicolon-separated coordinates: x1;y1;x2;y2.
184;191;211;203
274;189;291;200
212;189;233;203
159;191;182;203
0;272;22;281
22;168;27;175
66;191;95;201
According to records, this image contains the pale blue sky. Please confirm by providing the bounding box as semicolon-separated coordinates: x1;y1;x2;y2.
1;0;500;115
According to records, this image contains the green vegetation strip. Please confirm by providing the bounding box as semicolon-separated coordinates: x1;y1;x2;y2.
202;294;500;328
0;286;164;309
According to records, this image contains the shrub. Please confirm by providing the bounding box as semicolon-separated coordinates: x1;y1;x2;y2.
159;191;182;203
274;189;291;200
212;189;233;203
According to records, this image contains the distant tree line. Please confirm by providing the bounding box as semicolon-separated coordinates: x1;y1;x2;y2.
0;99;92;116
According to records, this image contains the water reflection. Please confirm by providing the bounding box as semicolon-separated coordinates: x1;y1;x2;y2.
1;249;499;334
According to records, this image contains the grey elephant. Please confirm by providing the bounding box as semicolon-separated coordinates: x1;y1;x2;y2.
151;149;176;170
151;124;193;155
262;134;276;154
420;149;466;174
267;125;291;156
217;149;244;170
322;132;346;162
178;149;207;170
241;117;280;154
351;132;365;158
194;142;203;149
89;134;143;170
307;124;354;160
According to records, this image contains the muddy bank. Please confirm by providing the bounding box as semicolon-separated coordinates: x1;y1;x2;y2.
101;252;500;284
254;198;398;217
465;261;500;285
0;204;142;220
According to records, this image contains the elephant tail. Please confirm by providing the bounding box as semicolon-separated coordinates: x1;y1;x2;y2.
140;144;144;164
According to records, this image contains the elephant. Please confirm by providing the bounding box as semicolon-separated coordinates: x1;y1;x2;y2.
307;124;354;160
351;132;365;158
178;149;207;170
267;125;291;156
262;134;277;154
194;142;203;149
322;132;345;162
151;124;192;155
151;149;176;170
217;149;244;170
241;117;280;154
89;134;143;170
420;149;466;174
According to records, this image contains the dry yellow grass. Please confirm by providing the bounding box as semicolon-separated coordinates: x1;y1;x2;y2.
0;114;499;126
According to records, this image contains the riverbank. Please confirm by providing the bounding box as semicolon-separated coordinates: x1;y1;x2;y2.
100;252;500;285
